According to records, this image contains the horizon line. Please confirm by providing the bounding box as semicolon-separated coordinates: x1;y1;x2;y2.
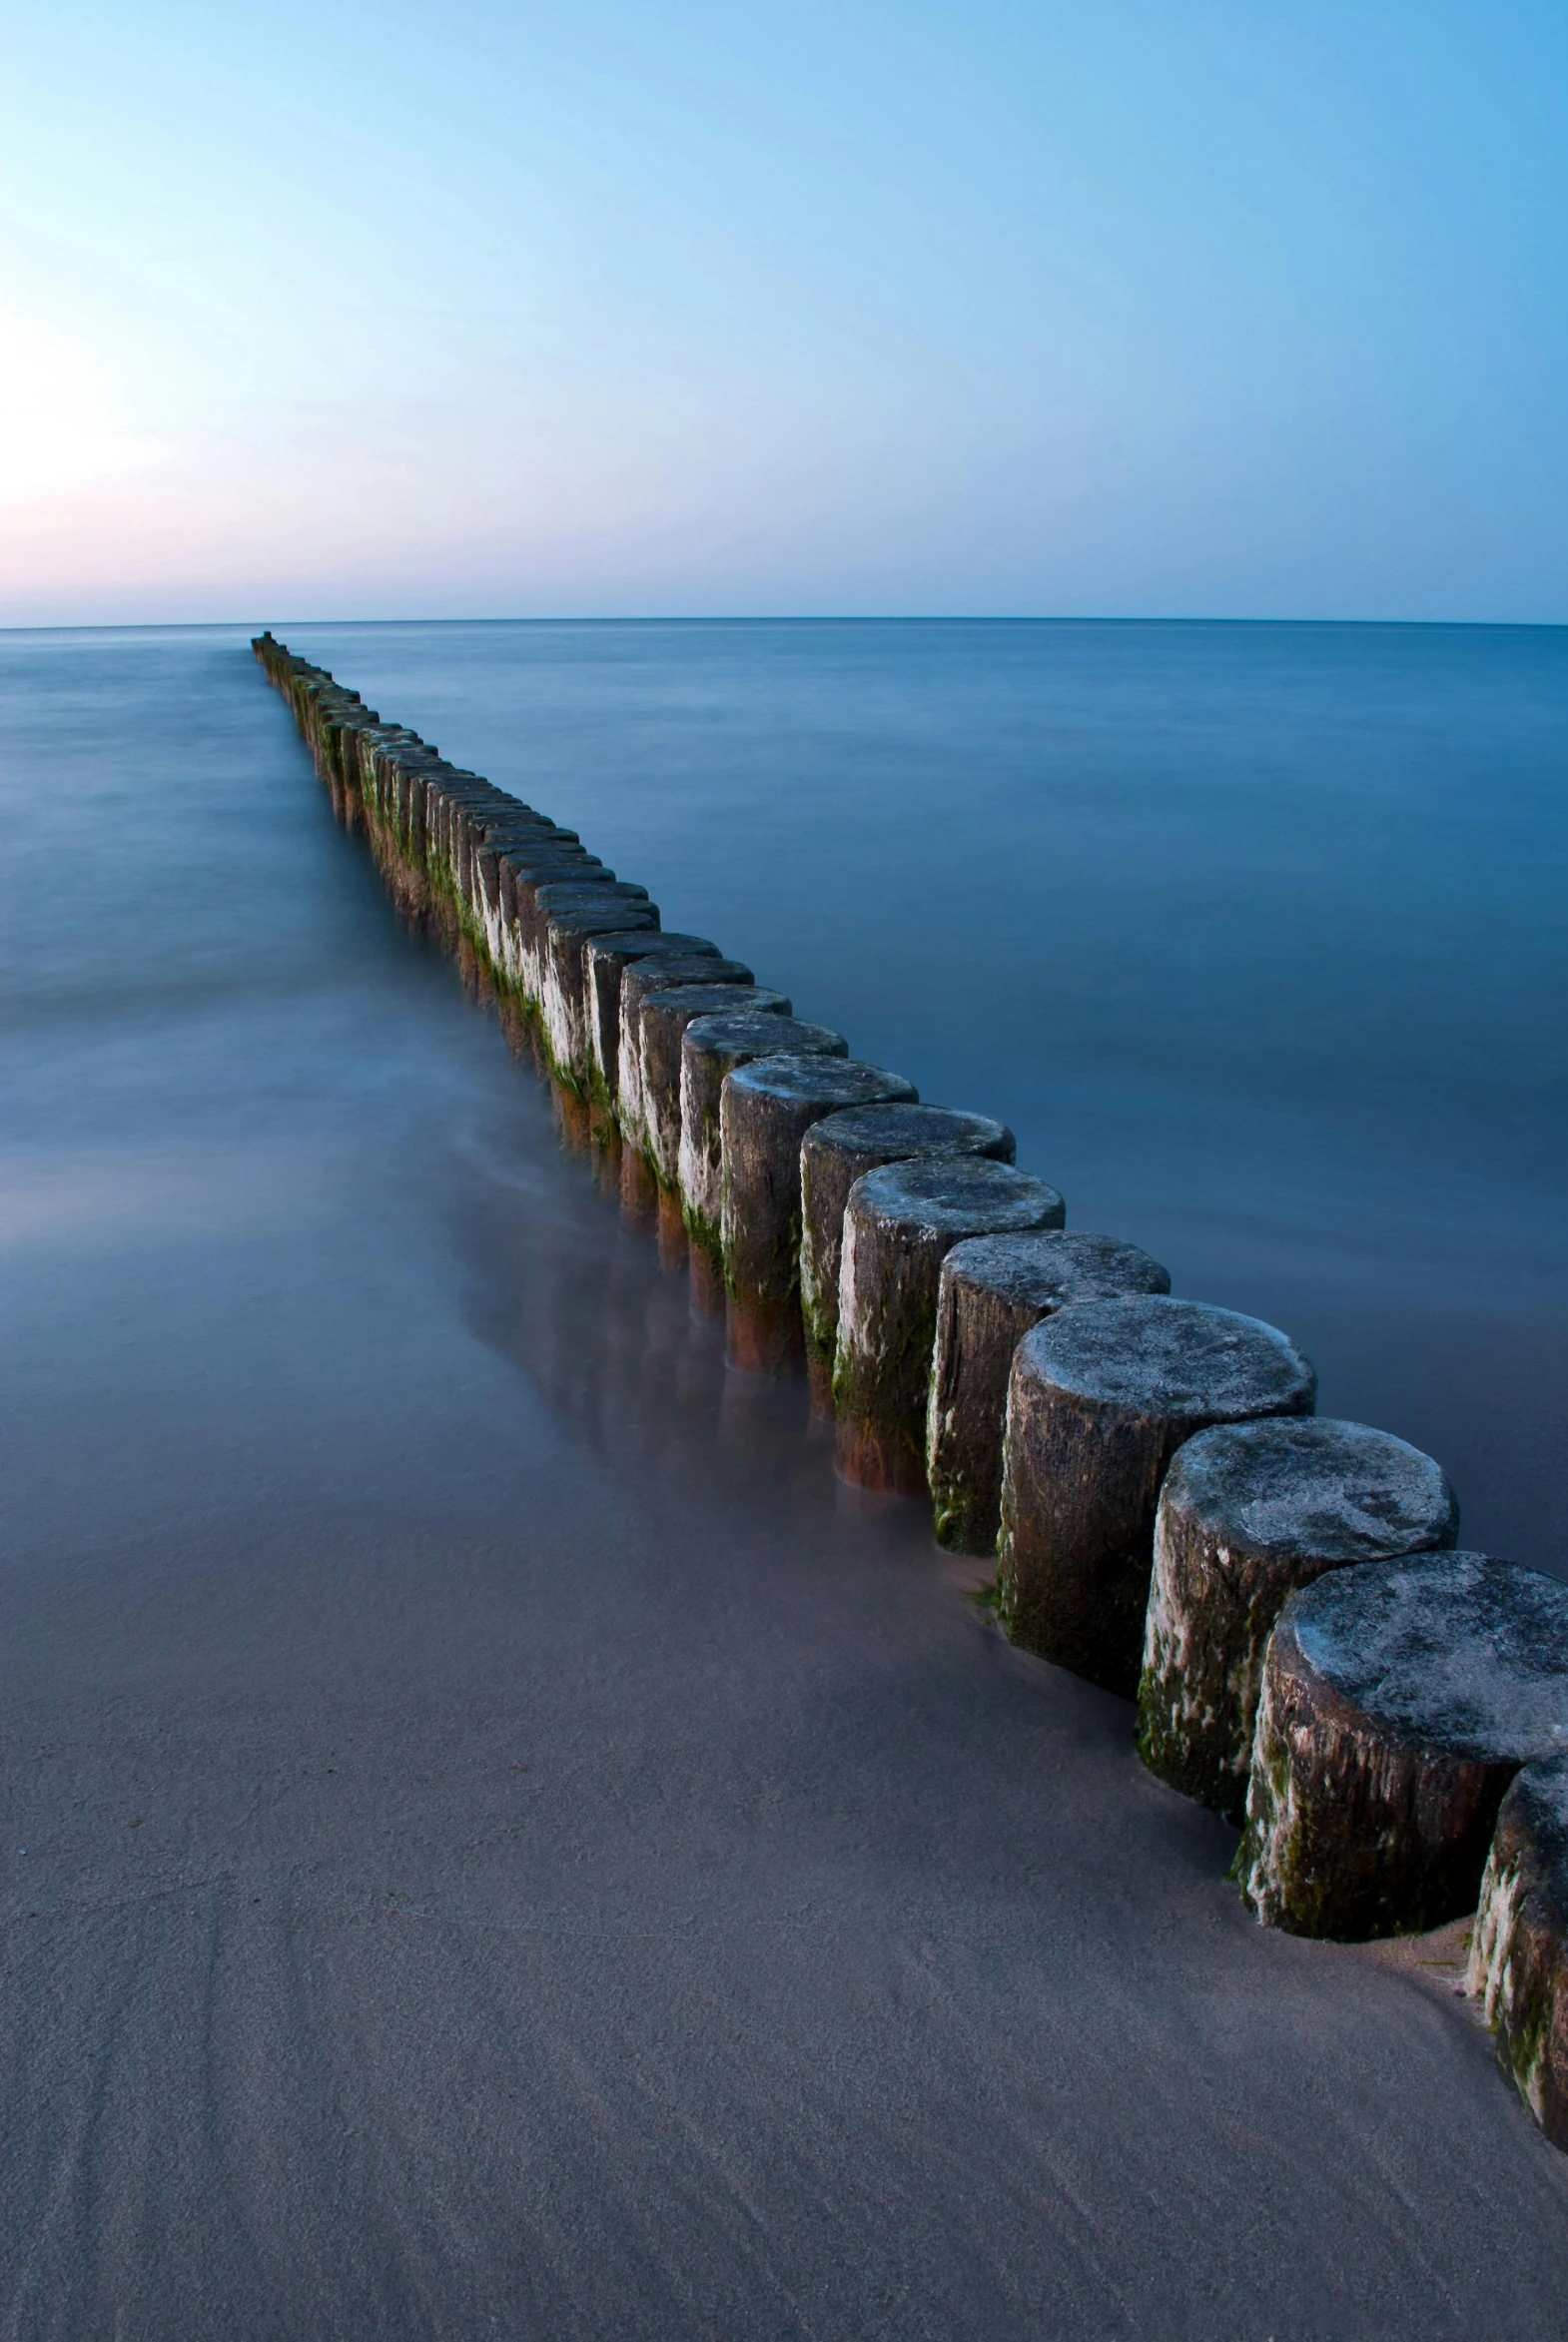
4;612;1565;637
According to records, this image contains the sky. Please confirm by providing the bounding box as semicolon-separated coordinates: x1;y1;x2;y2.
1;1;1564;625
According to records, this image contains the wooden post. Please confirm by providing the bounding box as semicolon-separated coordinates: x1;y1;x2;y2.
513;864;620;1000
835;1159;1065;1499
678;1011;847;1270
1237;1552;1568;1938
799;1105;1014;1411
1469;1754;1568;2152
536;889;658;1075
997;1296;1314;1694
719;1058;918;1373
638;986;791;1194
582;933;720;1115
495;845;603;996
928;1231;1171;1558
1139;1417;1457;1821
617;956;757;1150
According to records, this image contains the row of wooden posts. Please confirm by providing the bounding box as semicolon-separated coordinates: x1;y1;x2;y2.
254;631;1568;2153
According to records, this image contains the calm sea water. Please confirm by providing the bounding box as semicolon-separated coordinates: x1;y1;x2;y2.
293;617;1566;1568
5;619;1566;1568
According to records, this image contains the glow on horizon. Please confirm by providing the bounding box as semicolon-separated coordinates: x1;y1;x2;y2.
2;0;1564;626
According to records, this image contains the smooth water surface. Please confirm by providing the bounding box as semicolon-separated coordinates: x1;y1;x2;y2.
291;617;1568;1570
3;622;1566;2337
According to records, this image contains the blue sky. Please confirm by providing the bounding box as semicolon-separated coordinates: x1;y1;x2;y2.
2;1;1563;622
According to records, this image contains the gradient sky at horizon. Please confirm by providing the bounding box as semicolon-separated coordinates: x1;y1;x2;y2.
3;1;1564;625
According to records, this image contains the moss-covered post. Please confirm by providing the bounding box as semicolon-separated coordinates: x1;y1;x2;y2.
496;844;603;1000
798;1105;1014;1413
1469;1755;1568;2151
536;888;657;1076
617;956;757;1152
928;1231;1171;1557
997;1297;1314;1694
513;861;617;1000
835;1159;1065;1498
1138;1418;1458;1821
1237;1553;1568;1938
678;1012;848;1278
638;986;791;1195
582;933;720;1116
719;1058;918;1373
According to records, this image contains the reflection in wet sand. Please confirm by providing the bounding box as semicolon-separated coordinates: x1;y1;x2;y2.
353;774;793;1390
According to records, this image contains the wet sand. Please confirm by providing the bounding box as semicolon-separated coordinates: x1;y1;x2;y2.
3;630;1567;2337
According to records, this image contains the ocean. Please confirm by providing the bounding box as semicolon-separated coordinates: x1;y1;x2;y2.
264;619;1565;1566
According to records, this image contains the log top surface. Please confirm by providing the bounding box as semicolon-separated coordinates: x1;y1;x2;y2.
624;954;752;992
803;1103;1013;1163
642;984;786;1017
542;899;659;937
726;1056;916;1108
579;928;682;958
586;931;716;966
495;848;599;874
475;819;560;844
683;1011;846;1057
1163;1416;1458;1563
943;1229;1170;1311
1285;1551;1568;1763
849;1155;1064;1234
1017;1294;1315;1415
536;880;648;907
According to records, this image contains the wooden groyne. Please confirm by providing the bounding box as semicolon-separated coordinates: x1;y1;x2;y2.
253;629;1568;2153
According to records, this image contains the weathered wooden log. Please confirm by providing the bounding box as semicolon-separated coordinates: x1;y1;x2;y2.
617;955;757;1146
928;1231;1172;1558
475;828;578;972
521;873;639;1000
552;926;677;1093
463;808;556;917
1237;1552;1568;1939
1469;1754;1568;2150
638;985;791;1191
835;1159;1065;1498
529;872;644;973
539;900;661;1078
449;790;522;901
720;1058;919;1373
797;1105;1015;1410
494;846;603;993
1138;1417;1458;1821
582;933;720;1110
997;1297;1315;1695
678;1012;848;1262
